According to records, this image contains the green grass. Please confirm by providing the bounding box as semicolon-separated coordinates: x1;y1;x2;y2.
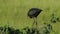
0;0;60;34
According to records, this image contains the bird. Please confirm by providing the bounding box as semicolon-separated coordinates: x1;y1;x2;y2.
28;8;42;18
27;8;42;29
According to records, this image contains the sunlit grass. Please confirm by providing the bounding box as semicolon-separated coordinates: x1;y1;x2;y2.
0;0;60;34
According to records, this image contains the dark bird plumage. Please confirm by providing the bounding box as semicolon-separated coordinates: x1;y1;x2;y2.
28;8;42;18
27;8;43;33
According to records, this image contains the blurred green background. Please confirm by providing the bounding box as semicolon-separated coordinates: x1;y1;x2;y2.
0;0;60;34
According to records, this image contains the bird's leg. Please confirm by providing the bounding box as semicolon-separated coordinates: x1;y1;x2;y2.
36;17;37;28
32;18;35;27
35;17;38;34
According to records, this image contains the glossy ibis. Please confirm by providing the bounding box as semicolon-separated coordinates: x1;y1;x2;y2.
28;8;42;27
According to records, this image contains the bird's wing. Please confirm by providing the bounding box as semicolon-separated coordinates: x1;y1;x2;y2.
28;10;37;15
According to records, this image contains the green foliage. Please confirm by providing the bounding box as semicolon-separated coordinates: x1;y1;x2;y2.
0;0;60;34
